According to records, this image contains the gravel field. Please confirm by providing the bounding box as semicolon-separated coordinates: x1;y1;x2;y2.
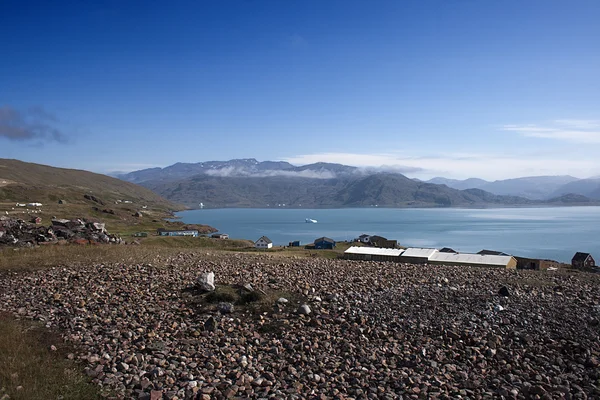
1;252;600;399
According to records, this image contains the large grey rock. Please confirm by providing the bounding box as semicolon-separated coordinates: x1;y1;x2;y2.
197;272;215;292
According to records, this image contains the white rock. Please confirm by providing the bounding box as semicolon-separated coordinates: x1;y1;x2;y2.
197;272;215;292
277;297;288;304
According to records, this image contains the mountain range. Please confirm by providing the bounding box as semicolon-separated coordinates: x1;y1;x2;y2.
427;175;600;200
116;159;600;208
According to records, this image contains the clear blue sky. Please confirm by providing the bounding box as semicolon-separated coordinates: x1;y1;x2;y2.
1;0;599;179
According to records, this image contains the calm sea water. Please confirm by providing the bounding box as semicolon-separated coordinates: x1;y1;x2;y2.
175;207;600;263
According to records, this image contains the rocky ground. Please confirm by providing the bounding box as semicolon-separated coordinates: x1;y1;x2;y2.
0;216;123;247
1;253;600;399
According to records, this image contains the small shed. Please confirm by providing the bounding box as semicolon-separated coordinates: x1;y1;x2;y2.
572;252;595;269
314;237;336;249
288;240;301;247
159;229;199;237
211;233;229;239
255;236;273;249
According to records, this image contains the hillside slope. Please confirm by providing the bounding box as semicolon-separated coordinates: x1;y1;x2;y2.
0;159;180;209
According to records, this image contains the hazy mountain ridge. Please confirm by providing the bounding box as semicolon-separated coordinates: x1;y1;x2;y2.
117;159;600;207
117;159;356;183
144;172;538;208
426;175;595;200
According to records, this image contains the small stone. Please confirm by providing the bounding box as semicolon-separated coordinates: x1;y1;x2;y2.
298;304;311;315
204;316;218;332
277;297;288;304
498;286;510;297
150;390;163;400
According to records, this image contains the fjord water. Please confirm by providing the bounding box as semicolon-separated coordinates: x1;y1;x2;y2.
176;207;600;262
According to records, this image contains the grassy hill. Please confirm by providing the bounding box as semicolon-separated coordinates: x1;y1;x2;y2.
0;159;194;235
0;159;178;207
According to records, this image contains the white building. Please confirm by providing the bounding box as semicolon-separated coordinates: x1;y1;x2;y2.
255;236;273;249
345;246;404;261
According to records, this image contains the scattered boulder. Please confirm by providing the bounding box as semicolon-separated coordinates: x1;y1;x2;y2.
0;217;122;248
133;211;143;218
204;316;218;332
84;194;105;205
277;297;289;304
217;302;234;314
298;304;311;315
197;272;216;292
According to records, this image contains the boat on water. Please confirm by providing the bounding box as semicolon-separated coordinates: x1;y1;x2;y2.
305;218;318;223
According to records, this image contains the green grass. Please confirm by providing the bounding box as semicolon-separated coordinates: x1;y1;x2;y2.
0;313;102;400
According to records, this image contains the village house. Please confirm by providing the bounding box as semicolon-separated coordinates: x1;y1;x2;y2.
368;235;398;248
571;252;595;269
211;233;229;239
516;257;561;270
255;236;273;249
477;249;510;256
439;247;458;253
288;240;300;247
157;228;199;237
357;234;371;243
313;237;336;249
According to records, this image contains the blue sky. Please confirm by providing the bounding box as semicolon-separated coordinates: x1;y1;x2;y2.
1;0;599;180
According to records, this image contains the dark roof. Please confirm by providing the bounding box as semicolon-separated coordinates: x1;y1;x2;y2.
257;236;272;244
439;247;457;253
369;235;388;241
314;237;335;244
477;249;510;256
572;252;592;262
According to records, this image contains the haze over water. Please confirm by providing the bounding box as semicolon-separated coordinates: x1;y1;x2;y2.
176;207;600;263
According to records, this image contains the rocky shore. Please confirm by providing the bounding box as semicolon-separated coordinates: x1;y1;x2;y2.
1;253;599;399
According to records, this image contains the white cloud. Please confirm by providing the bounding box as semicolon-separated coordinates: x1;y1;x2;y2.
282;152;600;180
502;120;600;143
204;166;336;179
